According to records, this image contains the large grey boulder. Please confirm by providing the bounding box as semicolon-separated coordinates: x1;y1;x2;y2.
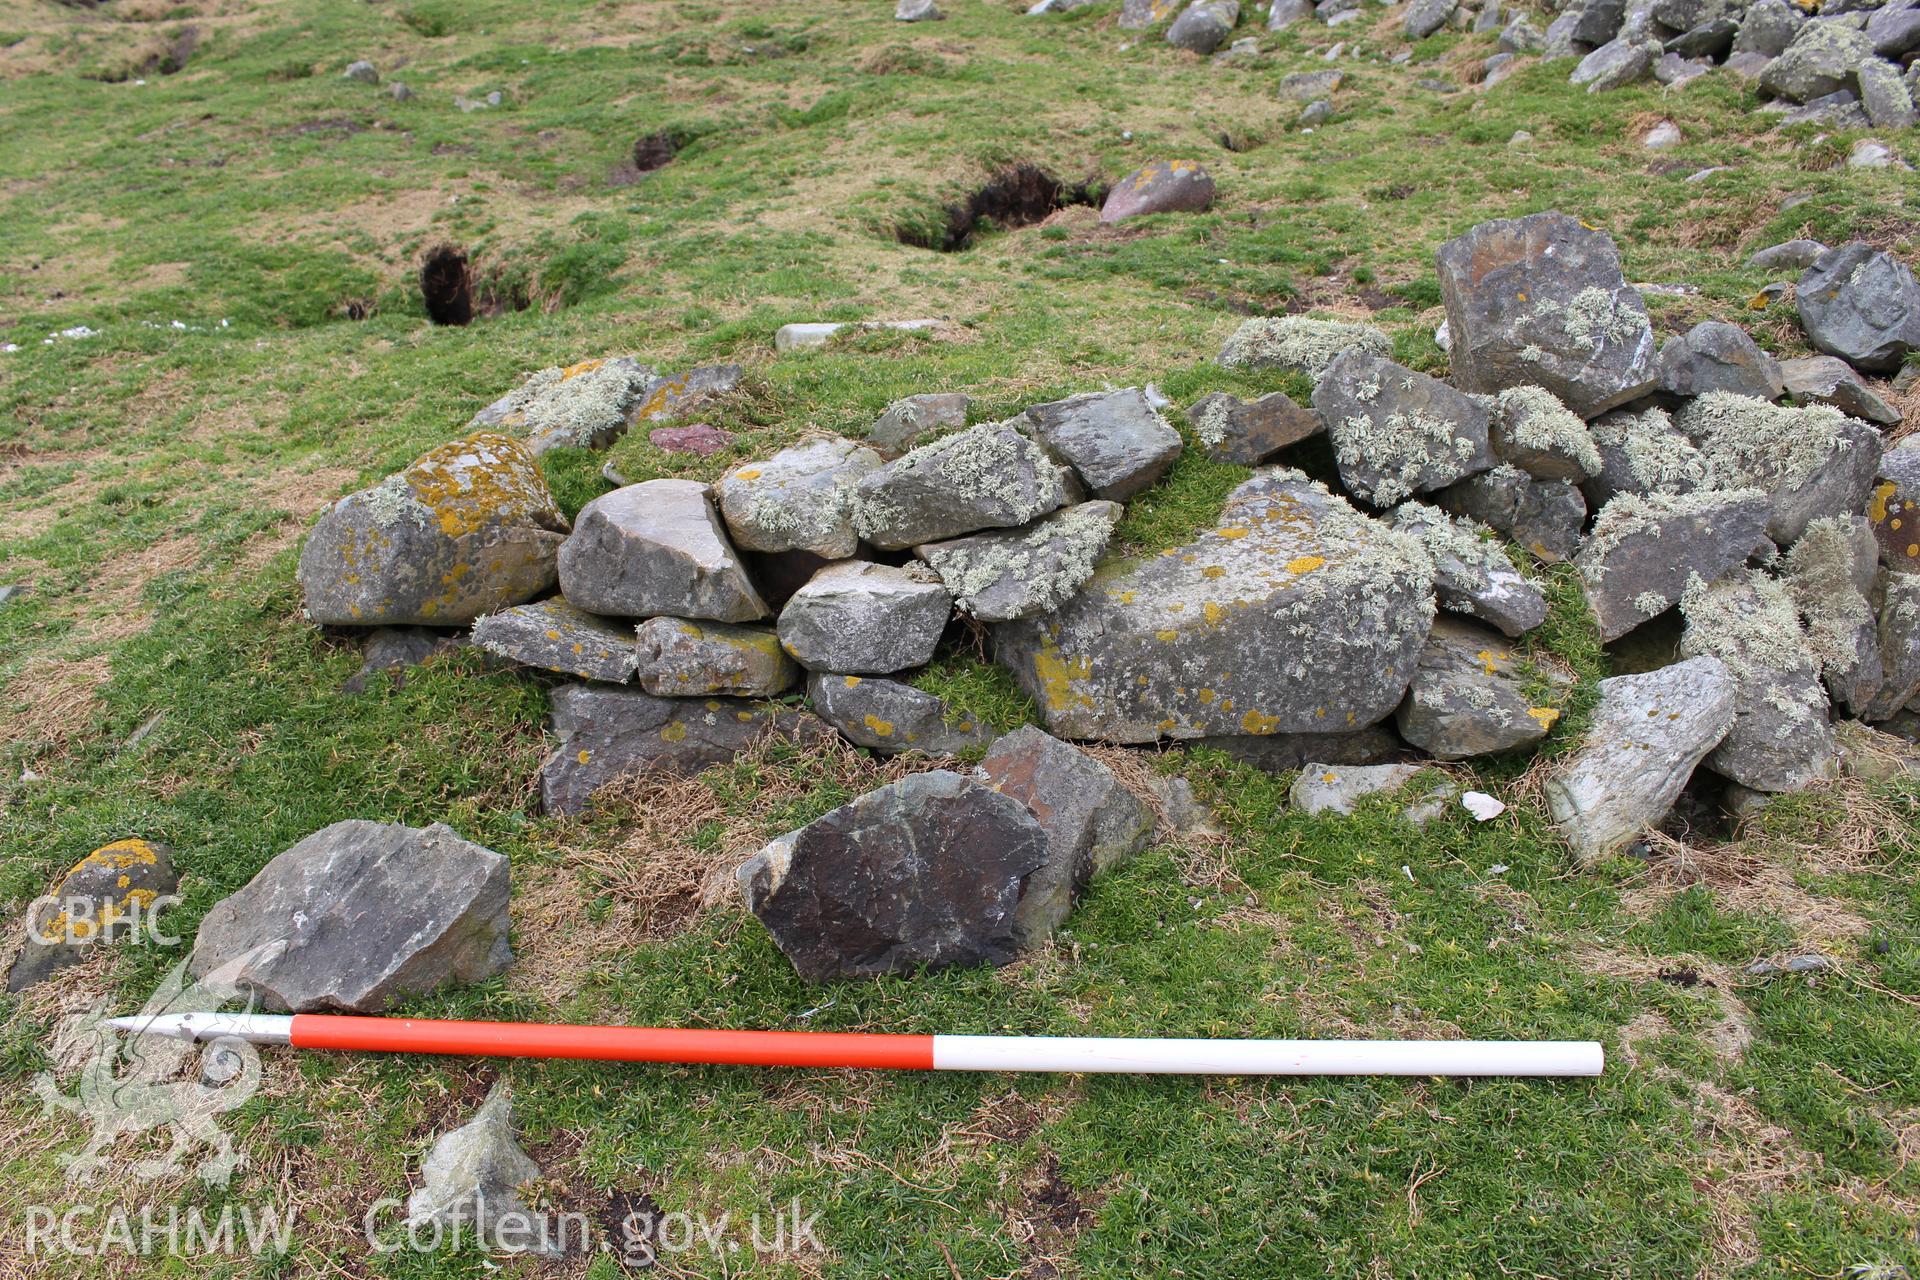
1167;0;1240;52
1290;762;1423;816
472;598;638;683
633;617;797;697
558;480;768;622
736;771;1048;981
1760;22;1877;100
1546;657;1737;863
807;673;994;756
1679;572;1837;792
1396;618;1570;759
1570;0;1627;44
1858;58;1917;129
1868;3;1920;55
869;393;969;458
1796;242;1920;374
1574;489;1772;640
1189;390;1323;465
1784;518;1885;715
187;821;511;1013
469;357;655;455
1675;391;1883;545
917;501;1122;623
1387;502;1548;636
299;433;569;626
1571;35;1659;90
537;684;826;814
713;438;883;559
1313;349;1495;508
1657;321;1786;401
1436;211;1660;418
1733;0;1804;55
851;422;1069;550
1584;406;1713;506
1488;385;1603;483
776;561;951;673
1436;466;1589;563
1779;355;1902;426
1278;69;1346;101
974;727;1153;948
1406;0;1456;38
995;471;1435;743
8;840;176;992
406;1084;558;1257
1269;0;1314;27
1023;389;1183;500
1747;239;1830;273
1101;160;1218;222
1217;315;1390;380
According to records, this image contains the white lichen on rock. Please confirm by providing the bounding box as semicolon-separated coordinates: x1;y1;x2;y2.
921;502;1120;621
1552;286;1646;351
1591;406;1711;495
1334;408;1462;507
1390;501;1502;594
1582;486;1768;565
1675;391;1858;493
1217;316;1391;379
481;359;656;450
1496;385;1602;476
1678;570;1818;687
851;420;1066;547
1783;517;1877;674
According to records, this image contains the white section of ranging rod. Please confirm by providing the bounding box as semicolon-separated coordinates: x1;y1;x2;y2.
930;1036;1604;1077
107;1012;294;1044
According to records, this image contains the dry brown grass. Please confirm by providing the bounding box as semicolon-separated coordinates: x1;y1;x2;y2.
0;654;113;754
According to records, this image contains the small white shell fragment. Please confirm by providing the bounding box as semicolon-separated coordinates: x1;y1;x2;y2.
1462;791;1506;822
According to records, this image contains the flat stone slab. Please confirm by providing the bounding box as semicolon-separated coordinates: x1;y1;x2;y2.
737;771;1048;981
1779;355;1901;426
633;617;797;697
851;422;1069;550
299;433;569;626
777;561;952;674
1546;656;1736;863
917;501;1122;623
472;597;638;683
775;320;944;351
1189;390;1323;465
1315;349;1495;508
1395;618;1569;759
808;673;995;755
714;437;882;559
995;471;1435;743
1796;241;1920;374
188;820;511;1012
538;684;827;814
1574;489;1771;641
558;479;769;622
1023;389;1183;500
1290;762;1423;816
1435;210;1659;417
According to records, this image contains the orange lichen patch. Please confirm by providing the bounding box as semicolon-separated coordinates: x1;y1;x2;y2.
1284;555;1325;575
72;839;162;873
1033;639;1093;714
1240;710;1281;735
1527;706;1562;728
401;432;563;539
862;714;895;738
560;358;605;380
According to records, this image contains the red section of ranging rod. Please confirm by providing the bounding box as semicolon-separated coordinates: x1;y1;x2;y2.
289;1015;938;1070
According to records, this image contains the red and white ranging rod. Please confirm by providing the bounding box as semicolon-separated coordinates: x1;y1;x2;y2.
111;1013;1605;1077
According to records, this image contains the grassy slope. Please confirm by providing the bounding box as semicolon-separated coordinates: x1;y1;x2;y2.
2;0;1918;1275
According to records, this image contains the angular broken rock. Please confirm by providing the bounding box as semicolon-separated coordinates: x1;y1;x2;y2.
851;422;1068;550
1313;348;1495;508
974;726;1153;949
1216;315;1390;381
1435;210;1660;417
634;617;796;697
1397;618;1568;759
406;1083;558;1257
869;392;969;458
1023;389;1183;501
298;433;569;626
1679;572;1836;792
472;597;638;683
1675;391;1883;545
1488;385;1602;483
1387;502;1547;636
1759;22;1876;103
1574;489;1771;641
187;821;511;1013
469;356;656;455
1101;159;1217;221
1796;241;1920;374
538;684;827;815
917;501;1122;623
1870;440;1920;574
1656;320;1786;401
1584;405;1713;507
1435;465;1588;564
807;673;993;756
713;438;882;559
995;470;1435;743
1864;575;1920;721
1188;390;1323;465
1747;239;1829;273
777;561;951;673
1778;355;1901;426
1784;516;1885;714
736;771;1048;981
1290;762;1423;816
1546;656;1737;863
9;840;176;993
558;479;769;622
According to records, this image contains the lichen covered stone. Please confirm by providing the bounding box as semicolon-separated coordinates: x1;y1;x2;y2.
851;422;1069;550
1217;315;1391;380
634;616;797;697
1023;389;1183;500
472;597;638;683
807;673;994;755
1388;501;1548;636
1675;391;1883;544
299;433;569;627
1395;617;1570;759
714;437;883;559
1489;385;1602;482
1313;348;1495;507
777;561;952;674
1188;389;1323;465
1574;488;1772;640
558;479;769;622
917;501;1122;623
